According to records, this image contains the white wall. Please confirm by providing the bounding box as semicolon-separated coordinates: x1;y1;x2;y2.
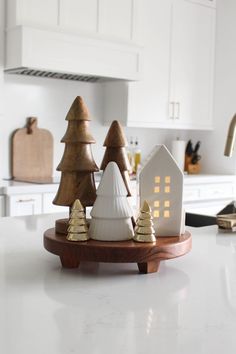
1;74;183;179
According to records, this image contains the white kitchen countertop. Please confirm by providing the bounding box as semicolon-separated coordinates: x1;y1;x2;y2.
0;174;235;195
0;179;60;194
1;213;236;354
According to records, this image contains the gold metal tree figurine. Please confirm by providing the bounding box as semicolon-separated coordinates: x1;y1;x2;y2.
133;201;156;243
100;120;132;196
67;199;89;241
53;96;99;208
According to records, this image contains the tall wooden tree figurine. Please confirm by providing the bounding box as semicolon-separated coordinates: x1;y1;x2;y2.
101;120;131;196
53;96;99;208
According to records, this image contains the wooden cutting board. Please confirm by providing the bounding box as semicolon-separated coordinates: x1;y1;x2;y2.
12;117;53;180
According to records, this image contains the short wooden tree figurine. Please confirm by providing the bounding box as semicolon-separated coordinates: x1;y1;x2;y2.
67;199;89;241
89;161;134;241
53;96;99;209
133;201;156;243
100;120;131;196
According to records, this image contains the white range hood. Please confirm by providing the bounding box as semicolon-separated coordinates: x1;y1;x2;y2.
5;26;142;82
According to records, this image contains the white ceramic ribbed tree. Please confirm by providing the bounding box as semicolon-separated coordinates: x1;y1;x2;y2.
89;161;134;241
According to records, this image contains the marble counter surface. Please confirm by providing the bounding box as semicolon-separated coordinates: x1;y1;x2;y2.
1;213;236;354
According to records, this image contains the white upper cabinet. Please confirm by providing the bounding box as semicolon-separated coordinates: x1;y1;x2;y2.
59;0;98;33
169;0;215;129
187;0;216;8
7;0;137;43
104;0;216;130
0;0;4;116
98;0;134;41
5;0;142;81
127;0;172;127
7;0;58;28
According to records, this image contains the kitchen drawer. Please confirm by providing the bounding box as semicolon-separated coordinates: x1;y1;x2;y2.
200;184;234;200
43;193;68;214
6;194;42;216
183;186;201;202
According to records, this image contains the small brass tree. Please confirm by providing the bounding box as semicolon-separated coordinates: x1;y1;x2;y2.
53;96;99;208
133;201;156;243
100;120;131;196
67;199;89;241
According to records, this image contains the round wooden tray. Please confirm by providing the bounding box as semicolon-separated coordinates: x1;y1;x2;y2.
44;228;192;274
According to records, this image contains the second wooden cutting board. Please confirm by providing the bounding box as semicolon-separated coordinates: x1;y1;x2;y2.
12;117;53;180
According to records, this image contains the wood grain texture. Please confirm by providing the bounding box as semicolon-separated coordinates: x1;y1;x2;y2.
53;96;98;208
57;144;98;171
101;120;131;196
44;229;192;274
103;120;127;147
53;172;97;207
12;117;53;179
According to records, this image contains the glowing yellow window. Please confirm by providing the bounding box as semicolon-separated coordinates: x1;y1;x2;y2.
153;210;160;218
154;201;160;208
155;176;160;183
154;186;160;193
165;186;170;193
164;200;170;208
164;210;170;218
165;176;171;183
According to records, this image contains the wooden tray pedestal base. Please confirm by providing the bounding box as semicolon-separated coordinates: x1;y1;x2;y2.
44;227;191;274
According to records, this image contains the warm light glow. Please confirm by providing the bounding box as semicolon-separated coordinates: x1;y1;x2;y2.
165;176;171;183
164;210;170;218
165;186;170;193
164;200;170;207
154;186;160;193
154;210;160;218
154;201;160;207
155;176;160;183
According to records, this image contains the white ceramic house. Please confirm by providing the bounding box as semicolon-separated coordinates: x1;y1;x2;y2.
89;161;134;241
139;145;184;237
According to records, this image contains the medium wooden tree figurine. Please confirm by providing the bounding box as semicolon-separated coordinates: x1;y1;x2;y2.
67;199;89;241
100;120;131;196
89;162;134;241
53;96;99;208
133;201;156;243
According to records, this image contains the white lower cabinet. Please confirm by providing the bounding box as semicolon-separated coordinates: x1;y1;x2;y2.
0;196;5;216
183;176;236;216
4;192;69;217
6;194;42;216
42;193;68;214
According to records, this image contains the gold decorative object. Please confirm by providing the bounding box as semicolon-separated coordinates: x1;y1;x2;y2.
217;213;236;231
133;200;156;243
67;199;89;241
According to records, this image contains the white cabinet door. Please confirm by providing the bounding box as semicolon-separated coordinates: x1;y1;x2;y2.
126;0;172;127
98;0;134;41
104;0;215;130
43;193;68;214
0;196;5;217
6;194;42;216
7;0;58;28
169;0;215;129
104;0;172;128
59;0;98;33
186;0;216;8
